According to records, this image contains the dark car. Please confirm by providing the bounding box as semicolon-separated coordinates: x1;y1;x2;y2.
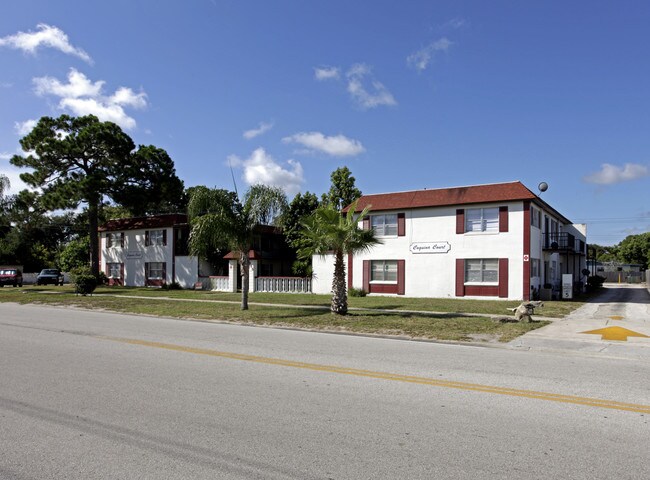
0;268;23;287
36;268;64;286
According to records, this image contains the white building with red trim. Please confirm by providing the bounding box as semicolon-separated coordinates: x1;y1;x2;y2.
98;214;305;292
312;181;587;301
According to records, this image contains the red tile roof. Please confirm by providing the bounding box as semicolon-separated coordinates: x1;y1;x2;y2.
345;181;572;223
345;181;539;212
99;214;187;232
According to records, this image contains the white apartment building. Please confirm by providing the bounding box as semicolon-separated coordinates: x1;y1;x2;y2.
312;181;587;301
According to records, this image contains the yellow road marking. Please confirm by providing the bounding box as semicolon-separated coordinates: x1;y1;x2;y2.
581;326;649;342
99;336;650;414
609;316;624;321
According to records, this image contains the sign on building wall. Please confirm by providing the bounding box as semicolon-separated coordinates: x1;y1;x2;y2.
126;251;143;259
409;242;451;254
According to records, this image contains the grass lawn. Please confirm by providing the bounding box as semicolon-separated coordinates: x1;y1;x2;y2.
0;284;589;343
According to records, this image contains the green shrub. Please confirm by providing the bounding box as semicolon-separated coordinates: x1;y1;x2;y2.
348;287;367;297
72;270;98;296
162;281;183;290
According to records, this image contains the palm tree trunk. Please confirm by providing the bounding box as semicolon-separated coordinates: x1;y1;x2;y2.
240;253;250;310
331;249;347;315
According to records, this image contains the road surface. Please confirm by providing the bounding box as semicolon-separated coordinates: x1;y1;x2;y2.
1;303;648;479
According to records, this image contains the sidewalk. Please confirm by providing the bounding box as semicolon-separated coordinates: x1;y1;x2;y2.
508;284;650;360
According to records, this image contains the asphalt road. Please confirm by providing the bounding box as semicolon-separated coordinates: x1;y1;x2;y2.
1;303;649;479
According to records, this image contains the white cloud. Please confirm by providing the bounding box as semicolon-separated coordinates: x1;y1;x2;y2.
32;68;147;130
0;152;13;161
407;38;452;72
228;148;304;196
314;66;340;81
0;82;12;88
0;23;92;64
282;132;365;157
583;163;649;185
34;69;103;98
14;119;38;136
346;63;397;109
243;121;274;140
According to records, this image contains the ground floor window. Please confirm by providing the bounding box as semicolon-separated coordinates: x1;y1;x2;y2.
147;262;164;280
371;260;398;282
465;259;498;283
531;258;540;278
107;263;122;278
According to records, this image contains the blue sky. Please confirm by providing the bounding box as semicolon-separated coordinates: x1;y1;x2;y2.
1;0;649;246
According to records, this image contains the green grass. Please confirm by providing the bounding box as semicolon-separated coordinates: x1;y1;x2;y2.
0;285;561;343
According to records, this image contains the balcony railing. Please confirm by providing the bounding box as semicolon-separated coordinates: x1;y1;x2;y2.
543;232;585;254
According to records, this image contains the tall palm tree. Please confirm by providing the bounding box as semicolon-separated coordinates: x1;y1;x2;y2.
187;184;287;310
298;201;380;315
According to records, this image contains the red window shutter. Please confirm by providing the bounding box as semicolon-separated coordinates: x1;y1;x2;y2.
397;260;405;295
106;233;112;248
499;258;509;298
455;259;465;297
362;218;370;230
120;233;124;248
456;209;465;234
162;262;167;283
145;262;149;279
397;213;405;236
499;206;509;232
347;253;353;289
363;260;370;292
145;231;150;246
120;263;124;280
162;230;167;246
105;263;109;276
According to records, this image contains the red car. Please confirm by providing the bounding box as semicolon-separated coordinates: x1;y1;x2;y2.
0;268;23;287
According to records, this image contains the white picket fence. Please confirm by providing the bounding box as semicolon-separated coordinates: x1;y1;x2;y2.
255;276;312;294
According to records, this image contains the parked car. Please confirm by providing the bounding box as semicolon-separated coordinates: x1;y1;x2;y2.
36;268;64;286
0;268;23;287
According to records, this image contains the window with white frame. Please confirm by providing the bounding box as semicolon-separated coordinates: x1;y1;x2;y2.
371;214;398;236
371;260;398;282
147;229;164;246
465;259;499;283
465;208;499;233
106;232;123;248
107;263;122;279
147;262;164;280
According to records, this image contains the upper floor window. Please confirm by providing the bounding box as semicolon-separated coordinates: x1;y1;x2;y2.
465;208;499;233
106;232;124;248
465;259;498;283
371;260;398;283
531;207;541;228
146;229;166;246
371;214;398;236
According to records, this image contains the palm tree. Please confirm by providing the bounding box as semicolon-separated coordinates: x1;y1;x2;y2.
187;184;287;310
298;201;380;315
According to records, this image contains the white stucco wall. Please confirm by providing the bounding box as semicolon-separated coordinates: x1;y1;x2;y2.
312;201;527;300
175;256;198;288
101;228;174;286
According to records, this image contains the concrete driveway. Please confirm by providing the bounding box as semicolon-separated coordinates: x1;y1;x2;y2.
509;284;650;359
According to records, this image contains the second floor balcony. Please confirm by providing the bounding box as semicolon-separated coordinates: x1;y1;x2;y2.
543;232;586;254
